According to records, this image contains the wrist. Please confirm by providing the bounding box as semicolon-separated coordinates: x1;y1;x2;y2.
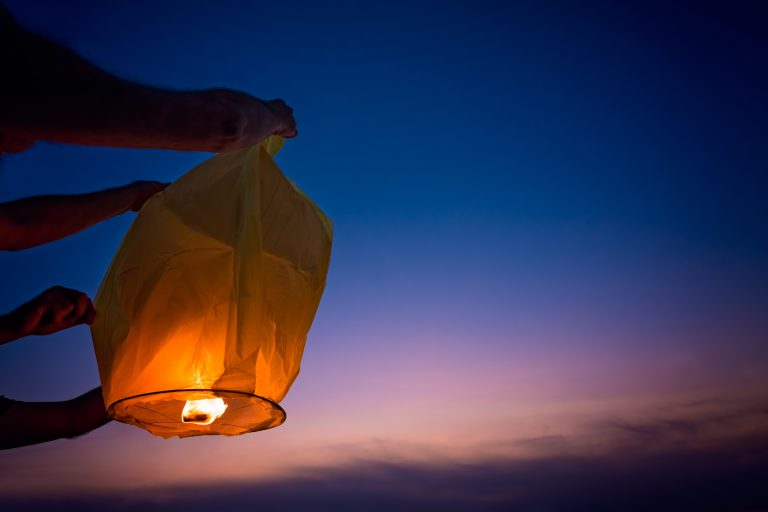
0;313;24;345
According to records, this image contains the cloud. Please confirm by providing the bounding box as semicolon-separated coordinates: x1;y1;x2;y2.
599;396;768;455
4;445;768;511
4;399;768;512
0;397;768;512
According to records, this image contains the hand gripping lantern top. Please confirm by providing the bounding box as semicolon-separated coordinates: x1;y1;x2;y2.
90;136;332;438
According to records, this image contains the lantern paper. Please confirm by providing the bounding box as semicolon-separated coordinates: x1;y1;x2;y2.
90;136;332;438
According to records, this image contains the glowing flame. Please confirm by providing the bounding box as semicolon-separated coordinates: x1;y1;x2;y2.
181;396;228;425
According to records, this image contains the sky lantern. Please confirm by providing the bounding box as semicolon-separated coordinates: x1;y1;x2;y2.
90;136;333;438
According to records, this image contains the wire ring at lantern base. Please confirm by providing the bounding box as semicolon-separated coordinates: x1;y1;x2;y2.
107;389;286;439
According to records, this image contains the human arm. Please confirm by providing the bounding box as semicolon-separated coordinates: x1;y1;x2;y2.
0;387;111;450
0;4;296;154
0;180;167;251
0;286;95;346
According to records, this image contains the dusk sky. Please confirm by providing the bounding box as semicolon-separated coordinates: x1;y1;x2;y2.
1;1;767;510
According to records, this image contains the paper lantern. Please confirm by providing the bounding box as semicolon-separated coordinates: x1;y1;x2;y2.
90;136;332;438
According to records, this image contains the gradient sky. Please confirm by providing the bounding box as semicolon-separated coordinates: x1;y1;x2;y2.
1;1;767;510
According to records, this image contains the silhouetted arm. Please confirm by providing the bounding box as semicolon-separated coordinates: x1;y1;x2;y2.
0;3;296;154
0;286;96;346
0;180;167;251
0;388;111;450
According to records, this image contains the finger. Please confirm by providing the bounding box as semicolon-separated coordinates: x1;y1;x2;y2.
144;180;169;192
84;302;96;325
48;288;78;323
276;125;298;138
64;290;93;324
74;300;96;326
32;287;76;334
51;296;75;325
67;293;90;323
47;285;79;302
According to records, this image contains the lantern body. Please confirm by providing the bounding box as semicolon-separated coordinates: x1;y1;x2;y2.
90;136;332;438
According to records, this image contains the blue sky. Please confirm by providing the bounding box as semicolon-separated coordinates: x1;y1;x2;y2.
1;1;767;510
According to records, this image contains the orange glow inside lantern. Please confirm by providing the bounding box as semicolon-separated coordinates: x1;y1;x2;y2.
91;137;332;438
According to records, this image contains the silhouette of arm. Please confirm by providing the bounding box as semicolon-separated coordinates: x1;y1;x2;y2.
0;4;296;154
0;387;111;450
0;180;167;251
0;286;96;346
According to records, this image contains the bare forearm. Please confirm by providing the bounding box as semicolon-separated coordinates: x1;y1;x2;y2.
0;388;111;450
0;286;95;346
68;387;112;437
1;14;289;152
0;185;137;251
0;314;21;345
12;87;279;153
